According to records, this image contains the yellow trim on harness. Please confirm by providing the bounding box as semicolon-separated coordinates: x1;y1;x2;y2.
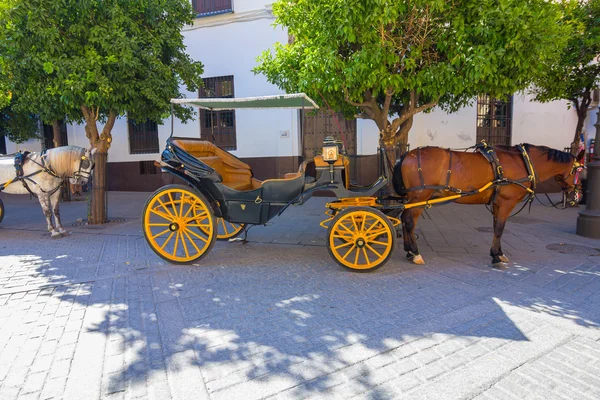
405;181;495;209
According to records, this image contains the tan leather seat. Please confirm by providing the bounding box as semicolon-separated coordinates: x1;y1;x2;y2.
172;139;256;191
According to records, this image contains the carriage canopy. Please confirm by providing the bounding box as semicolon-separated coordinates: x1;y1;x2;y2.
170;93;319;110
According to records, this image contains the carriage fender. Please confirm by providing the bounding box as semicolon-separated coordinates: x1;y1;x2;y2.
159;166;224;218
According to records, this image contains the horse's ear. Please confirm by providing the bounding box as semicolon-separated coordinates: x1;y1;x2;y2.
90;147;98;157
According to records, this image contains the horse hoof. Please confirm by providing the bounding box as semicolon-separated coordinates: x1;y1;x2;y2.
50;232;62;239
412;255;425;265
406;252;415;261
60;231;70;237
499;255;509;263
492;261;508;269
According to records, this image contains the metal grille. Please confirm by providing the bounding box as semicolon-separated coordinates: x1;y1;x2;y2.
42;121;68;150
128;119;159;154
476;95;513;146
199;75;236;150
192;0;232;17
139;161;157;175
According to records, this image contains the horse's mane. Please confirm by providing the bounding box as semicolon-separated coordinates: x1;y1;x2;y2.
522;143;574;164
44;146;85;178
496;143;574;164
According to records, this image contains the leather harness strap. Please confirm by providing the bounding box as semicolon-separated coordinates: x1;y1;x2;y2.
405;142;537;202
407;148;462;193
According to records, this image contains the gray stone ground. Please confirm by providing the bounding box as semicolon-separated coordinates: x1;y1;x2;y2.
0;191;599;400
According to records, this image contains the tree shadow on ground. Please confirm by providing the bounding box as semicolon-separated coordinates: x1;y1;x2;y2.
2;233;600;398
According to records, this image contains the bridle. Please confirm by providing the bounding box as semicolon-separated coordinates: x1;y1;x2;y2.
72;154;94;181
554;160;584;208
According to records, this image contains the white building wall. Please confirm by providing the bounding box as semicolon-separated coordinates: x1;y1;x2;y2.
5;138;42;154
512;93;578;149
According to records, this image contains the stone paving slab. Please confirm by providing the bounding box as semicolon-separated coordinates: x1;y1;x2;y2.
0;191;599;399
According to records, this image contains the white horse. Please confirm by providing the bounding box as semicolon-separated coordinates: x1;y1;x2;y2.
0;146;95;238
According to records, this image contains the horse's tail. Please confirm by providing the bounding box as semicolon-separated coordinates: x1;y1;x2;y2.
392;151;410;196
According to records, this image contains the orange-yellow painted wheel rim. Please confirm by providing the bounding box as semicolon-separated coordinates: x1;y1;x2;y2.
144;188;214;262
329;210;393;270
202;218;243;240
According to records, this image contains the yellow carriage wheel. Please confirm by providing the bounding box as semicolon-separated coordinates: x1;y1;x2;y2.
200;217;244;240
143;185;217;264
327;207;395;272
0;197;4;224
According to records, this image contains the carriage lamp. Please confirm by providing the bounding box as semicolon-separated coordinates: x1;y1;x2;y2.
322;144;339;183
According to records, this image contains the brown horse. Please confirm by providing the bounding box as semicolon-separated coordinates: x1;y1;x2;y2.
392;144;583;267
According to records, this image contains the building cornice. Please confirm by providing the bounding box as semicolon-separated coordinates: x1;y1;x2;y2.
183;5;274;31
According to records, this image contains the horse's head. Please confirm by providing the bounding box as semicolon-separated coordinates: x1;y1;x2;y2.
556;159;584;207
70;147;96;185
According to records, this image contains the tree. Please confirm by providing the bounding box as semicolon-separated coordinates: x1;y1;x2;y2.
531;0;600;154
0;101;40;144
0;0;203;223
255;0;567;158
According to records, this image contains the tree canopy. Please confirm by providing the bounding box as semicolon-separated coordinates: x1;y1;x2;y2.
531;0;600;150
0;0;204;151
0;0;204;223
255;0;568;148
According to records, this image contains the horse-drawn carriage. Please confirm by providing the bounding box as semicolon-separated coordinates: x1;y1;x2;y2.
143;94;403;271
143;93;584;271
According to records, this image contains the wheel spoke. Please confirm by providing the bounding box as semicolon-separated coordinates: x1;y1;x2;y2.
333;241;353;250
351;215;360;233
150;207;174;222
148;223;171;227
179;231;189;258
337;222;355;236
185;213;208;224
151;228;170;240
167;192;178;217
178;193;185;219
186;223;212;228
156;197;175;219
342;244;356;260
183;229;201;254
172;230;180;257
362;247;370;264
221;218;228;234
366;244;382;258
354;246;360;265
181;199;198;220
186;227;209;243
160;231;175;250
333;233;354;240
370;240;389;247
366;228;388;240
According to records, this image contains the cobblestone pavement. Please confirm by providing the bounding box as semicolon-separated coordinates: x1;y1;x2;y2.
0;191;599;400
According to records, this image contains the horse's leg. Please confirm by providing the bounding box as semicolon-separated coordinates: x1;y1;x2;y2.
37;192;61;238
50;189;68;236
402;207;425;264
490;200;515;267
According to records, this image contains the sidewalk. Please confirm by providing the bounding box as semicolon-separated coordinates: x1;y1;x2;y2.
0;191;599;399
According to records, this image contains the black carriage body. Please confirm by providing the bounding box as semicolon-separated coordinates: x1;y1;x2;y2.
159;137;388;226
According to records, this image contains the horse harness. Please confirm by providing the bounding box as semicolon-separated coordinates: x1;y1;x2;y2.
406;141;538;207
0;151;62;198
406;141;583;211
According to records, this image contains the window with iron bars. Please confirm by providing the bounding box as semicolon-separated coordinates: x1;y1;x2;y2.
192;0;233;17
128;119;160;154
199;75;236;150
476;94;513;147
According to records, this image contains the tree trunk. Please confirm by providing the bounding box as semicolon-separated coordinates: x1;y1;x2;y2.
51;120;71;203
82;107;116;225
89;150;108;224
571;109;586;155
